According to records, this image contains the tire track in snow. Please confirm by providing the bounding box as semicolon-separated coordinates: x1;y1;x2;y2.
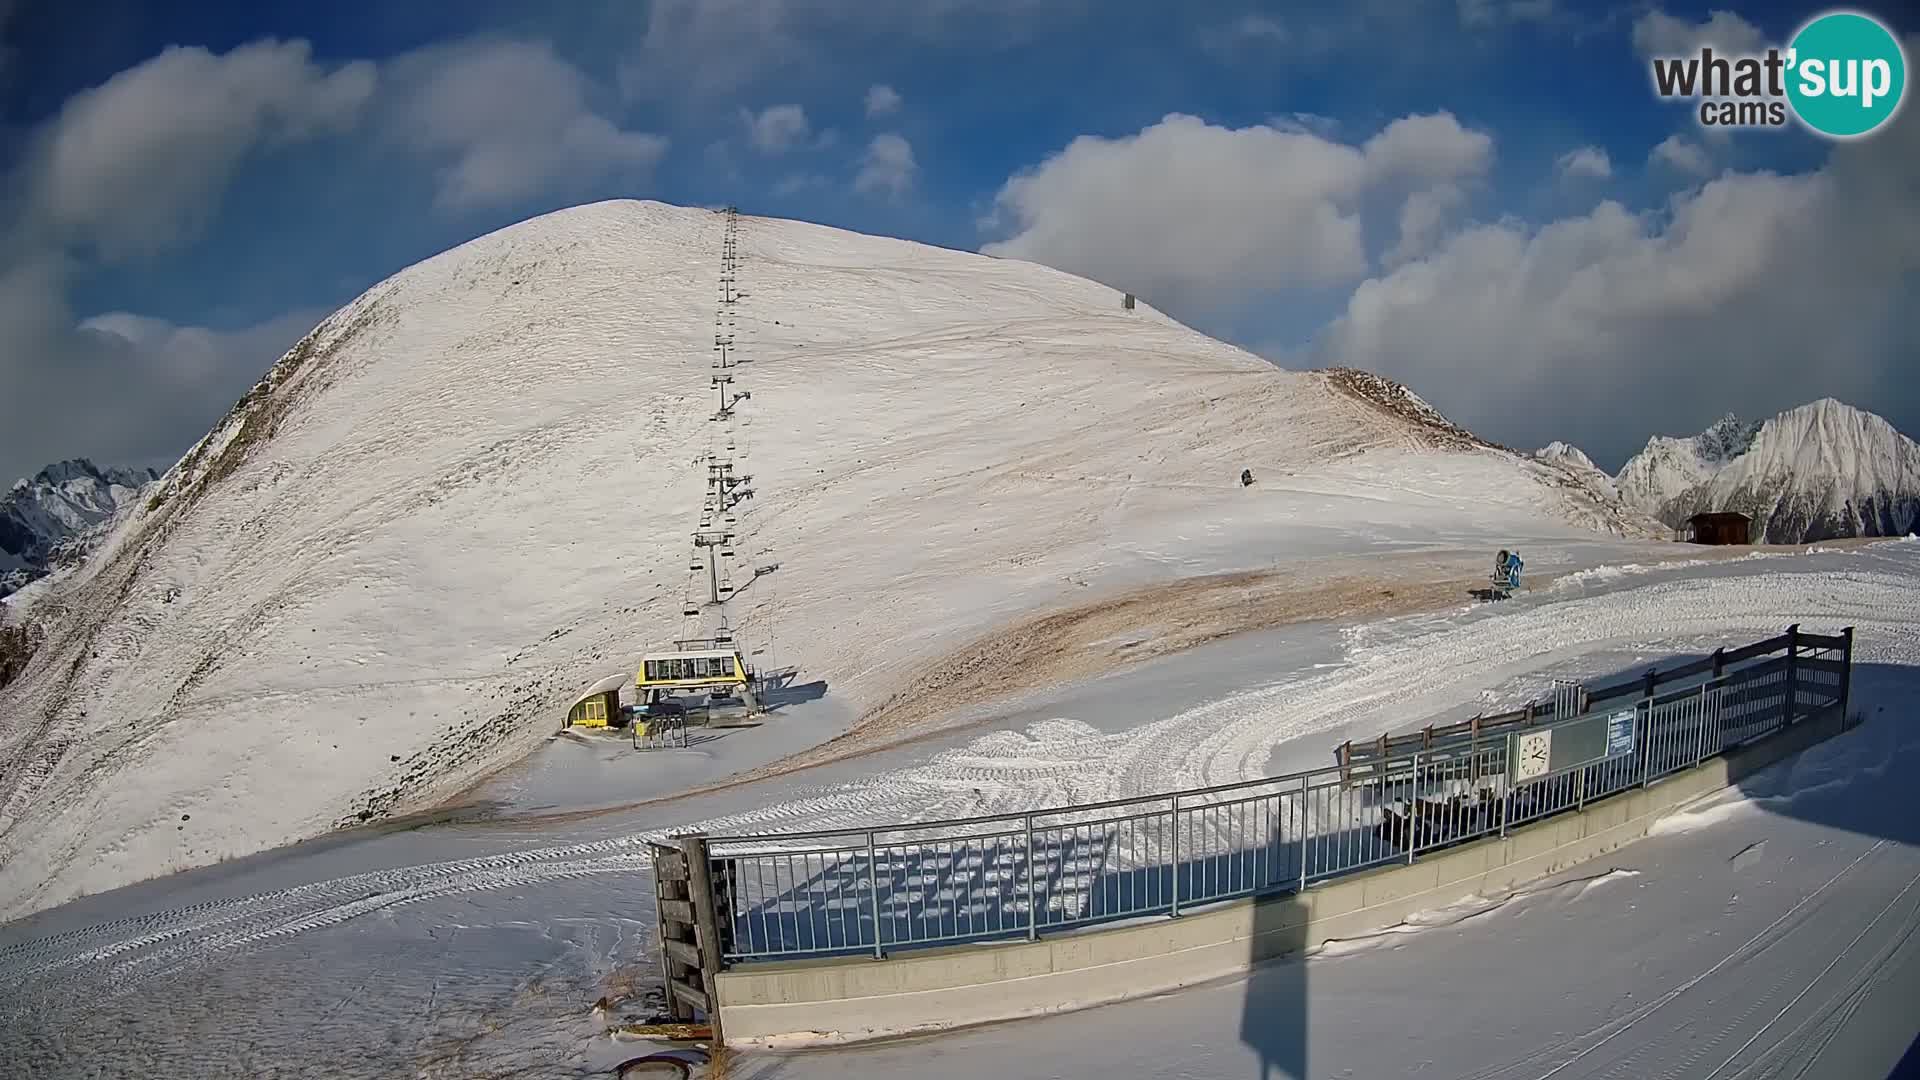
6;555;1914;1012
0;835;660;1002
677;565;1920;842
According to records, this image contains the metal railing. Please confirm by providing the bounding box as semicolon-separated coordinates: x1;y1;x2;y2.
687;626;1853;965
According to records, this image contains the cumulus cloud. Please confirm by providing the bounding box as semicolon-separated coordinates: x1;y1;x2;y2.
854;133;917;198
387;39;666;212
22;39;374;261
742;103;812;153
981;111;1492;312
1631;9;1766;58
1556;145;1613;180
0;37;370;483
865;83;902;117
1650;134;1714;176
0;266;318;484
1313;98;1920;468
1384;185;1468;269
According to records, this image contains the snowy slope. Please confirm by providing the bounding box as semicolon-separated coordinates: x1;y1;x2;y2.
0;199;1657;919
1;542;1911;1080
0;460;158;598
1617;400;1920;542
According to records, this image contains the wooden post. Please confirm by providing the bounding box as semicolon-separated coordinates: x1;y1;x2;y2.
678;835;726;1046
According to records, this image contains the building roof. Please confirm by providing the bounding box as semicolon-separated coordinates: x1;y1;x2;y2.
568;671;629;709
1689;511;1752;523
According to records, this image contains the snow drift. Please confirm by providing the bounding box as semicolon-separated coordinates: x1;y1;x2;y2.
0;199;1656;919
1615;400;1920;542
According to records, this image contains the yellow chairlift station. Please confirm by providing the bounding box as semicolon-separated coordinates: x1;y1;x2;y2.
636;644;751;694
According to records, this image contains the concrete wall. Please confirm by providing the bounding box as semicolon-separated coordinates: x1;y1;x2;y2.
716;708;1850;1046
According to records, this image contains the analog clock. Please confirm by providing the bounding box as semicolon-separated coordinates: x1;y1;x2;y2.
1515;730;1552;781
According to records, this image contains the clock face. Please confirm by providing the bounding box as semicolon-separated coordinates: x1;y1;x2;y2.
1515;730;1553;781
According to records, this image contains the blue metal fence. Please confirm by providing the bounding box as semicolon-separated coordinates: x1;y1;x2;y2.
691;626;1853;965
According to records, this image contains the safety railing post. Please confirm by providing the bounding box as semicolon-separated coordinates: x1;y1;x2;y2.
1783;623;1800;727
1407;753;1421;864
1840;626;1854;723
1704;680;1720;764
866;831;883;960
1640;671;1657;789
1024;813;1038;941
1296;781;1309;891
1170;794;1182;917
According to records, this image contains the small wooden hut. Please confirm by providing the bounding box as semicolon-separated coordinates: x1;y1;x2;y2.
1687;511;1752;545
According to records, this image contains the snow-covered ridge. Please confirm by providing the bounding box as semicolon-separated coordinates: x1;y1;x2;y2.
0;198;1665;919
0;460;159;599
1614;399;1920;542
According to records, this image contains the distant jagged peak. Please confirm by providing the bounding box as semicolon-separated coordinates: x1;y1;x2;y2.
1535;440;1603;473
1693;413;1762;464
11;458;159;492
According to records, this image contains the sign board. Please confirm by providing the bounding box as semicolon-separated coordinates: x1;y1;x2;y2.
1507;704;1641;784
1605;708;1637;758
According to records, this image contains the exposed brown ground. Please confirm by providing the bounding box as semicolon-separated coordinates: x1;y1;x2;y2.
459;538;1882;826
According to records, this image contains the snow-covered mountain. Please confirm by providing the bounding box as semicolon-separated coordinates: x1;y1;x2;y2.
1535;440;1619;500
1615;401;1920;543
0;199;1658;918
1612;414;1762;513
0;460;159;598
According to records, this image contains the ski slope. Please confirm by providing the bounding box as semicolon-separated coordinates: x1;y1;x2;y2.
0;200;1651;920
0;541;1912;1078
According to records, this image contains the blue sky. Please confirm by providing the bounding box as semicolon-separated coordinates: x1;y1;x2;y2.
2;0;1915;483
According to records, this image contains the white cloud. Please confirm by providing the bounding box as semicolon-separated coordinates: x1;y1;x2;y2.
1313;99;1920;468
387;39;667;212
1632;9;1767;57
1650;134;1713;176
0;266;318;483
1384;185;1467;269
981;111;1492;312
855;133;917;198
1362;112;1495;183
26;39;374;261
1556;145;1613;180
742;103;812;153
865;84;902;117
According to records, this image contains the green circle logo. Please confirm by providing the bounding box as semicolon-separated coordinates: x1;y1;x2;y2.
1786;10;1907;138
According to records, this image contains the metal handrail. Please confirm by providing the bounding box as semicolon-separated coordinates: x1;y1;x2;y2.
700;626;1843;850
690;626;1854;965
